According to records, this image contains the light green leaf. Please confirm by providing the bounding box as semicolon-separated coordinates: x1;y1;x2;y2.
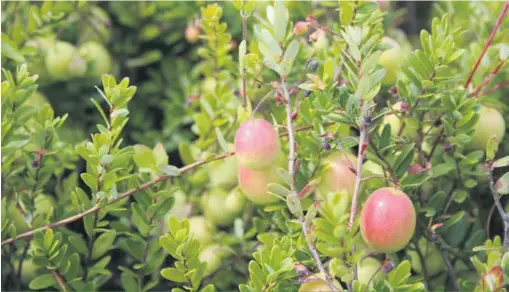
286;194;302;216
496;172;509;195
267;183;291;197
494;156;509;168
486;135;499;161
239;40;246;74
388;260;411;286
29;273;56;290
260;28;282;57
215;127;228;153
161;268;187;282
273;1;288;42
160;165;180;176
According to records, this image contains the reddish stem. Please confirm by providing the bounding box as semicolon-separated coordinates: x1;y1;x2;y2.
478;80;509;97
464;1;509;89
469;61;506;97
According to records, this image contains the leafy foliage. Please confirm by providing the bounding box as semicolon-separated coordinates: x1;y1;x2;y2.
2;1;509;292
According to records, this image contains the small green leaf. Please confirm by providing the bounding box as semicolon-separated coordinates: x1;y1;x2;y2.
388;260;411;286
81;173;97;190
121;270;138;292
161;268;187;282
298;179;320;199
91;230;116;260
267;183;291;197
273;1;288;42
29;273;56;290
393;144;415;178
68;235;88;255
284;40;299;64
494;156;509;168
502;252;509;279
496;172;509;195
431;162;455;178
339;1;354;26
276;168;293;186
361;51;381;76
286;194;302;216
260;28;282;57
134;145;157;170
200;284;216;292
444;211;465;229
486;135;499;161
305;201;320;227
126;50;163;68
215;127;229;153
153;143;169;167
160;165;180;176
239;40;246;74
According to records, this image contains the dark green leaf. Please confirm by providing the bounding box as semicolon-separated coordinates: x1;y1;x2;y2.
91;230;116;260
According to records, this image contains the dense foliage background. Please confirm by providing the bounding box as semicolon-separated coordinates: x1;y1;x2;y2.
1;1;509;292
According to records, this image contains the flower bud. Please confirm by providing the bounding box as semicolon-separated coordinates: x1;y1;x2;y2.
294;21;309;36
185;25;200;43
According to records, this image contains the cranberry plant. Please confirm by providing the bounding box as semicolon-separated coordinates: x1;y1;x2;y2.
1;1;509;292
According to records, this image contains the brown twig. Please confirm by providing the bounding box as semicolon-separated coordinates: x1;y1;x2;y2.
464;1;509;89
51;269;69;292
1;152;235;246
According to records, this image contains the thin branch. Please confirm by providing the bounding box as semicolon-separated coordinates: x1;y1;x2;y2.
478;80;509;96
413;240;430;291
368;139;398;184
3;246;19;289
15;243;30;286
438;248;460;291
294;55;316;114
397;71;435;137
279;122;335;138
486;203;497;239
361;265;382;292
426;127;445;161
464;1;509;89
1;152;235;246
51;269;68;292
469;60;506;97
281;79;339;292
488;162;509;251
348;120;368;230
415;223;459;290
252;90;274;119
299;218;339;292
281;79;296;180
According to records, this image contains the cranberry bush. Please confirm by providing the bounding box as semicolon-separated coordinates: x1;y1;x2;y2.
2;1;509;292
